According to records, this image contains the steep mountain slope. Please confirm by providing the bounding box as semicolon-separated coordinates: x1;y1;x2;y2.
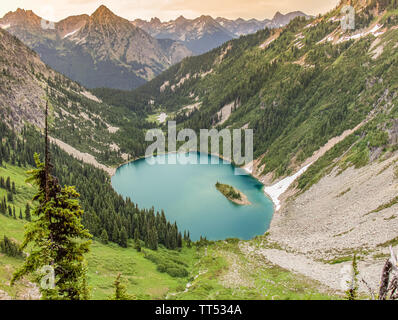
0;25;194;288
215;17;270;36
0;25;336;300
55;14;89;38
131;11;310;55
132;15;235;55
125;0;398;290
0;26;148;167
130;0;396;178
0;6;192;90
216;11;309;36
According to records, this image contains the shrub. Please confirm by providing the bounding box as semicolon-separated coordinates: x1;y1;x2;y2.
165;267;188;278
145;252;189;278
368;131;389;148
0;235;24;258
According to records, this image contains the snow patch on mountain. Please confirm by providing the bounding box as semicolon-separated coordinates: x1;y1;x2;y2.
336;24;385;43
63;28;80;39
263;163;312;211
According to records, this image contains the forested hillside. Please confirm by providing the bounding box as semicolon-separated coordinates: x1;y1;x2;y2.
0;27;150;167
0;26;189;250
1;0;397;300
122;0;398;181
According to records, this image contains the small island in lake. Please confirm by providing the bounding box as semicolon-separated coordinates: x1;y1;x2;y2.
215;182;251;206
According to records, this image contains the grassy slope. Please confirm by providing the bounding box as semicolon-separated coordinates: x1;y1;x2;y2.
174;240;337;300
0;162;337;300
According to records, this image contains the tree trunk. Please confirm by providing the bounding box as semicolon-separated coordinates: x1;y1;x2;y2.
379;259;392;300
389;276;398;300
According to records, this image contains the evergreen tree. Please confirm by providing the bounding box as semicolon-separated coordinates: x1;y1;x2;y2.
112;225;119;243
345;254;359;300
25;203;31;221
5;177;10;191
0;197;5;215
19;209;23;220
110;273;133;300
11;103;91;300
134;229;141;252
100;229;109;244
11;154;92;300
119;227;128;248
177;232;182;248
0;236;24;258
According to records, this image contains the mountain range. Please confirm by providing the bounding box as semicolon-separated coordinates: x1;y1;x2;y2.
132;11;310;54
0;0;397;299
0;5;192;90
0;6;309;89
102;0;398;288
0;23;148;167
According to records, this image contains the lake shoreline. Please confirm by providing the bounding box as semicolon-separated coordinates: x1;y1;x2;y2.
112;150;275;208
215;182;252;206
111;151;274;241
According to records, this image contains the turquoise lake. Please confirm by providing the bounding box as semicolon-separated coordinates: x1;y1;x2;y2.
111;152;274;241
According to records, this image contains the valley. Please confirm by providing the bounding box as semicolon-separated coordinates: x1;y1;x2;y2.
0;0;397;301
0;163;336;300
0;6;192;90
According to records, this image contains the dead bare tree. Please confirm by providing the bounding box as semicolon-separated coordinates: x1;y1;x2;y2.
378;246;398;300
351;246;398;300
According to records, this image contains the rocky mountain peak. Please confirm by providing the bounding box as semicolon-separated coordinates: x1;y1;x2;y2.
2;8;42;28
56;14;89;38
92;5;113;16
195;15;220;28
91;5;120;22
273;11;284;20
198;15;213;20
150;17;161;24
175;15;188;23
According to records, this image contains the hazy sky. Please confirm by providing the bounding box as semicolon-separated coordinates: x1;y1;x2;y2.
0;0;340;22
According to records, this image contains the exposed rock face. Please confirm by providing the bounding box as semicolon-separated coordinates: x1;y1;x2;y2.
270;11;309;27
56;14;89;38
0;27;135;171
0;28;49;129
132;15;234;55
0;6;308;88
132;11;310;54
0;6;193;90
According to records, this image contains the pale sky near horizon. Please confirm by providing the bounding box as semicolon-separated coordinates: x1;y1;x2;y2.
0;0;340;22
